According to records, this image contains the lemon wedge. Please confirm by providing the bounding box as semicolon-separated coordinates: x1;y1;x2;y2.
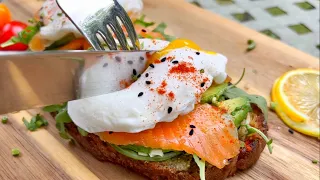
271;69;319;137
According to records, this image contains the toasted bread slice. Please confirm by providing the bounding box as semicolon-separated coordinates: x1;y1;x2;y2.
59;105;267;180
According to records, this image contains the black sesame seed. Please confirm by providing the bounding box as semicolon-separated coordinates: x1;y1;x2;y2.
288;129;294;134
109;131;113;134
142;29;147;32
168;107;173;114
172;60;179;64
140;56;144;61
138;92;144;97
196;52;200;55
103;63;108;67
137;74;141;78
145;73;149;77
146;81;151;85
189;129;194;136
149;64;155;68
201;82;205;87
127;60;133;65
190;125;196;128
133;69;137;75
161;57;167;62
115;56;121;62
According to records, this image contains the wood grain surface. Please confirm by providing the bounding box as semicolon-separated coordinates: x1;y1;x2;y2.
1;0;319;179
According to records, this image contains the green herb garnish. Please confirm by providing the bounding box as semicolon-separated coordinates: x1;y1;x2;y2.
1;116;8;124
22;114;48;131
246;39;256;52
11;148;20;157
43;103;67;113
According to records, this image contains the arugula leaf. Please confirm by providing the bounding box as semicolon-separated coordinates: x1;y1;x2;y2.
244;124;273;154
223;87;268;120
55;108;72;124
77;127;88;136
43;103;67;113
152;22;176;42
134;15;155;28
1;21;42;48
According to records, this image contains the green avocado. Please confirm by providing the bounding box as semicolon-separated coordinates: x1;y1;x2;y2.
218;97;252;127
200;83;228;104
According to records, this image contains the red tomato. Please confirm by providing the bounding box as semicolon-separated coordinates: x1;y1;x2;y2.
0;4;11;30
0;21;28;51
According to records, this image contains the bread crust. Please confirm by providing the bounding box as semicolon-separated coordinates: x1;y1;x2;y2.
61;105;268;180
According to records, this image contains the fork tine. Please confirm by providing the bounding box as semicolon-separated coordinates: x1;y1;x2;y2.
118;13;140;50
108;19;129;50
87;34;104;50
97;26;118;50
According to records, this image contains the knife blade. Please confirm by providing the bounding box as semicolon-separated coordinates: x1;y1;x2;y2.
0;50;153;114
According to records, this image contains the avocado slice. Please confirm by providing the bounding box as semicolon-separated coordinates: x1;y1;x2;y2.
219;97;252;127
200;83;228;104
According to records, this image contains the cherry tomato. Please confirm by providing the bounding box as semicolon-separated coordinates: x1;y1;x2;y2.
0;21;28;51
0;4;11;30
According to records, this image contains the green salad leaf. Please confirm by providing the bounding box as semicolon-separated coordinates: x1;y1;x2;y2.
193;154;206;180
43;102;67;113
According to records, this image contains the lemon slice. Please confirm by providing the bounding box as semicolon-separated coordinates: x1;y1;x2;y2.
271;69;320;137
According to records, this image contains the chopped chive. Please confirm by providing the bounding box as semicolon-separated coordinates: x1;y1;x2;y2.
312;160;318;164
200;69;204;73
246;39;256;52
11;148;20;157
1;116;8;124
57;12;63;16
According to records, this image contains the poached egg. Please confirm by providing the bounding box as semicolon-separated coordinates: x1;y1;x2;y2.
68;39;228;133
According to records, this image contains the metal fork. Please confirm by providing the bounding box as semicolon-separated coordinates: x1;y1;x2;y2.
56;0;139;50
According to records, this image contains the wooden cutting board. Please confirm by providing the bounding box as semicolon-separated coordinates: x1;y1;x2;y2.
1;0;319;179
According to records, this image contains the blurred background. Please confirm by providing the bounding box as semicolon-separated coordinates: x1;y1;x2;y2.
186;0;320;57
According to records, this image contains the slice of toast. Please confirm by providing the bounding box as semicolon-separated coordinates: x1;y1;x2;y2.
60;105;267;180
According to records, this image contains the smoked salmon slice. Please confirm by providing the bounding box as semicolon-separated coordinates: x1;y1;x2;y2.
99;104;240;169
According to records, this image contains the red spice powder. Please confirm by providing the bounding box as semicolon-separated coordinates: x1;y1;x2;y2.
157;80;167;95
119;80;130;88
154;59;161;64
188;56;194;60
157;89;166;95
168;91;175;100
167;56;174;61
169;62;196;74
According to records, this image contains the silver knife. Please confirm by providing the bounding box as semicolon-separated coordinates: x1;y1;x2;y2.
0;50;152;114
